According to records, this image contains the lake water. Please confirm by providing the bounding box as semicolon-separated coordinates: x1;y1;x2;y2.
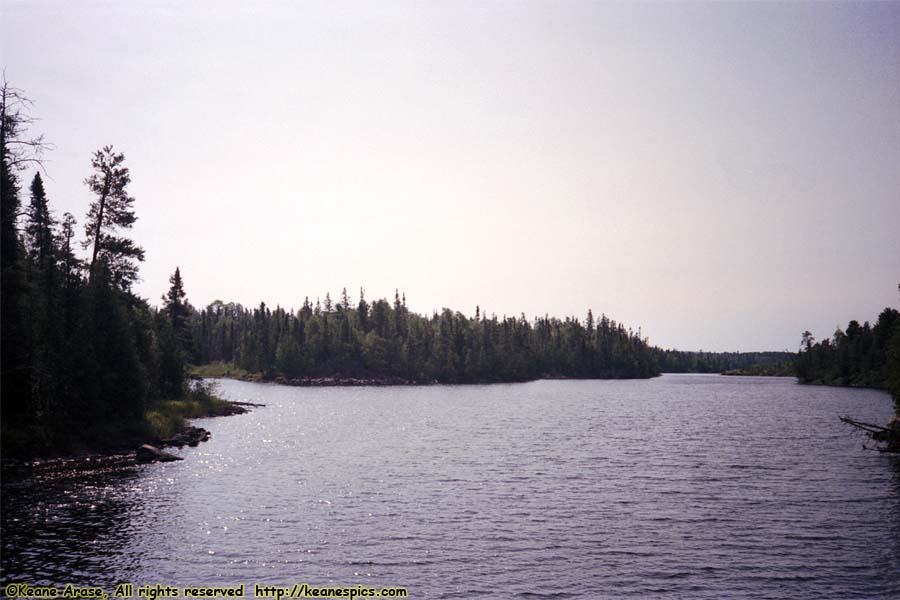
2;375;899;599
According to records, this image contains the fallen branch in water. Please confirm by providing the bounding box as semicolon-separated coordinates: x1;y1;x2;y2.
840;415;900;454
839;416;890;432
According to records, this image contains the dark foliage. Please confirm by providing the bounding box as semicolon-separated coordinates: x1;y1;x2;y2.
0;83;187;455
654;349;796;374
188;299;659;383
796;291;900;413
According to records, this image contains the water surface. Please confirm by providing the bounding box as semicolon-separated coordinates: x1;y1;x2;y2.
3;375;899;598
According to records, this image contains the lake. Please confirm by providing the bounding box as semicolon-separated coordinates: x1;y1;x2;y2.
2;375;899;599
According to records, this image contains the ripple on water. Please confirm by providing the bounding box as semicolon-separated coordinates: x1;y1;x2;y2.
2;375;900;598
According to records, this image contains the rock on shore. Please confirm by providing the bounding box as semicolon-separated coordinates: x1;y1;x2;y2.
157;425;212;448
136;444;184;463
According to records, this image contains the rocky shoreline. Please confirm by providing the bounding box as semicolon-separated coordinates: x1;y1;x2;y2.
135;401;251;463
1;401;253;469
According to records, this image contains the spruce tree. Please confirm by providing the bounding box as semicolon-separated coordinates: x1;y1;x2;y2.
357;288;370;333
25;172;55;270
163;266;188;332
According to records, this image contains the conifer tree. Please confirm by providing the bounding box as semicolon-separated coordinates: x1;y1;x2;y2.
357;288;370;333
83;146;144;290
163;266;188;332
25;172;55;270
1;79;47;424
60;213;80;290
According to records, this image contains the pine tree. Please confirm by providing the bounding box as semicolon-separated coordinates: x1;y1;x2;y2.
83;146;145;290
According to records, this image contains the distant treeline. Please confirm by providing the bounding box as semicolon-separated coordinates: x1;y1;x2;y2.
797;297;900;411
187;295;659;383
653;350;796;375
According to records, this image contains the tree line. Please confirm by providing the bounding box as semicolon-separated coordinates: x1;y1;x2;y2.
796;292;900;412
653;349;796;375
190;292;810;384
186;292;659;383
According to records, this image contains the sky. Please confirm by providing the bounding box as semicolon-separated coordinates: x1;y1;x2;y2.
2;0;898;352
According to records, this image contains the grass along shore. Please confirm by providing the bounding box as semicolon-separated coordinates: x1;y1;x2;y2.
143;380;247;440
189;361;264;381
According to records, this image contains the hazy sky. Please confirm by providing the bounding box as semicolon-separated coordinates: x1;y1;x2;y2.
3;0;898;351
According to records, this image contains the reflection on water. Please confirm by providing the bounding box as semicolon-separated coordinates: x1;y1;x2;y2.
2;456;142;584
2;375;899;598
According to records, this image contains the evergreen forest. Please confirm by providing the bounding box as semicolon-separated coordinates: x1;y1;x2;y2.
796;296;900;412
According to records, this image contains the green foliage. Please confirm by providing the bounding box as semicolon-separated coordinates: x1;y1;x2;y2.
143;408;183;440
188;299;660;383
144;381;236;440
797;293;900;415
654;350;796;374
82;145;144;291
188;361;262;380
721;361;796;377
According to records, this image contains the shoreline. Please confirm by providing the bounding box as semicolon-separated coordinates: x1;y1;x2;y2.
4;375;895;470
0;399;252;468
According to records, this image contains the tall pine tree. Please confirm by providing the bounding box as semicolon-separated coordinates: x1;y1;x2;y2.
83;146;145;291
